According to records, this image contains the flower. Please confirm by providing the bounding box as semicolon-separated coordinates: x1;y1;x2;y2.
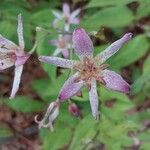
35;100;60;131
49;34;71;58
0;14;36;99
39;28;132;120
52;3;80;31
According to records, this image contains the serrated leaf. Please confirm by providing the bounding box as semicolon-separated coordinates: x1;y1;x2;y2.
3;96;44;112
81;6;134;30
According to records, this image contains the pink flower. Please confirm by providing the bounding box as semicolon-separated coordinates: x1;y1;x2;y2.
39;28;132;122
0;14;36;99
49;34;71;58
52;3;80;31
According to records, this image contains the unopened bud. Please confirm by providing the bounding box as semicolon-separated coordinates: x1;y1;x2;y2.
68;103;81;117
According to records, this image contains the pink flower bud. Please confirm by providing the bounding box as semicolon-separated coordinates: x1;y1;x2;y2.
68;103;81;117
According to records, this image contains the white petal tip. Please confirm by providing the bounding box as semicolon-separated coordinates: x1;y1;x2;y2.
124;32;133;39
38;56;43;61
36;27;42;31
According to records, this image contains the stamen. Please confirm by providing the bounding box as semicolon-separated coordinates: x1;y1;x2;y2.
99;64;109;70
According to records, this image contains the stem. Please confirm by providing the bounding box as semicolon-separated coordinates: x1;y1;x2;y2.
36;27;72;35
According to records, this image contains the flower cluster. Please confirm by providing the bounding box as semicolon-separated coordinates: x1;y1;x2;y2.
0;3;132;131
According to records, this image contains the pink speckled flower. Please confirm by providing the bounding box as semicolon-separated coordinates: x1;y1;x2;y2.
39;28;132;125
52;3;80;31
49;34;71;58
0;14;36;99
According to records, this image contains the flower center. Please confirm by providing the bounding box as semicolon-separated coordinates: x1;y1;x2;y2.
58;38;66;49
74;57;108;84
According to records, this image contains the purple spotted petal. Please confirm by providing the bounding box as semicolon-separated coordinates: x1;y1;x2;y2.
72;28;94;58
0;57;15;70
17;14;24;50
15;53;30;66
10;65;23;99
58;73;84;101
89;78;99;120
39;56;75;68
0;35;17;50
102;69;130;93
63;3;70;16
97;33;133;63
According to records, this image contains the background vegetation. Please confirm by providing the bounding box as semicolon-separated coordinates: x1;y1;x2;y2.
0;0;149;149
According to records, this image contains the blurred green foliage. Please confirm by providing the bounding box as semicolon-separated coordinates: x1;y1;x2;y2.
0;0;150;150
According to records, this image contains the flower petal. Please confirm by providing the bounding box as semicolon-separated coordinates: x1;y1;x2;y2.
71;9;80;18
52;10;62;19
10;65;23;99
102;69;130;93
17;14;24;49
0;57;15;70
0;35;17;50
72;28;93;58
89;78;99;119
63;3;70;16
97;33;133;63
49;39;59;46
39;56;75;68
69;17;80;24
61;48;69;58
53;48;61;56
15;53;30;66
58;73;84;101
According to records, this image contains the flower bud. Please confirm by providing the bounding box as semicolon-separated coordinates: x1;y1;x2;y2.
68;103;81;117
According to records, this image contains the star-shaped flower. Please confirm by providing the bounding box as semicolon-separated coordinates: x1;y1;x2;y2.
49;34;71;58
38;28;132;127
52;3;80;31
0;14;36;99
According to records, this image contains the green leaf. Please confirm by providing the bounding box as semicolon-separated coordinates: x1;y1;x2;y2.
81;6;134;30
132;56;150;95
86;0;136;8
3;96;44;112
31;79;52;100
69;115;99;150
36;27;57;80
143;56;150;75
108;34;150;70
30;9;54;28
136;0;150;19
97;115;137;150
32;70;70;101
40;127;72;150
